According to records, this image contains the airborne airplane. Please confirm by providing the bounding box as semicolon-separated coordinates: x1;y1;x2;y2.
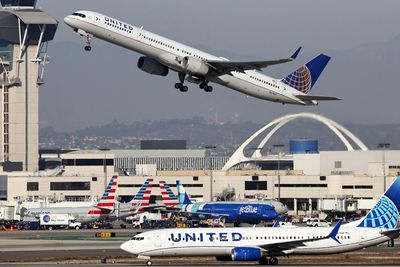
121;176;400;266
64;11;340;105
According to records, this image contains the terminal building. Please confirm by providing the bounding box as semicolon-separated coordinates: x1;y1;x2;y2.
1;113;399;220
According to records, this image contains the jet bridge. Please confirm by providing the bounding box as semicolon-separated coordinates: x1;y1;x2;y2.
0;0;58;171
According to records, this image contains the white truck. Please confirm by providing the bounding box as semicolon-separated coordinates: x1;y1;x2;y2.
39;214;82;230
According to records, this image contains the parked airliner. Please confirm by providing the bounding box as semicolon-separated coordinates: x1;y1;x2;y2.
24;176;152;223
159;180;287;226
121;176;400;266
64;11;340;105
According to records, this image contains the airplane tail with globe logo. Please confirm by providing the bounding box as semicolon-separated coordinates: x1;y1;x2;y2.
282;54;331;95
354;176;400;229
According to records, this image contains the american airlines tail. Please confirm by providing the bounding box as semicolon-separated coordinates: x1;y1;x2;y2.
282;54;331;95
96;175;118;210
177;180;192;205
159;181;179;207
130;178;153;209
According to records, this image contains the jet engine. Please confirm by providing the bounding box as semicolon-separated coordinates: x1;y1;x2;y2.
182;56;209;76
231;247;262;261
137;56;169;76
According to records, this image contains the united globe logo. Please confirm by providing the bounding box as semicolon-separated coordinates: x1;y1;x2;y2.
359;195;399;229
282;65;312;94
43;215;51;223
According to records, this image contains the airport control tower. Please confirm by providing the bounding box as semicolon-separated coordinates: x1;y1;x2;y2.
0;0;58;171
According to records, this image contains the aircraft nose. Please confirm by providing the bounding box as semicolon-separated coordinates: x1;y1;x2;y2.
63;16;74;27
120;241;131;253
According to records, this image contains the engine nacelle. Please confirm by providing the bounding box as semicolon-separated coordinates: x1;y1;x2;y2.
231;247;262;261
182;56;209;76
137;56;169;76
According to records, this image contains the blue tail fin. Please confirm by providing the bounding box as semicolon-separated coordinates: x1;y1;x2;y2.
358;176;400;229
282;54;331;94
177;180;192;205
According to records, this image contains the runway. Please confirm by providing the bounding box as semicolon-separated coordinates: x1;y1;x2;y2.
1;229;400;265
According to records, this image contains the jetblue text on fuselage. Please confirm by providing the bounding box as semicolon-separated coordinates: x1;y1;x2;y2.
239;205;258;214
170;232;243;242
104;16;134;31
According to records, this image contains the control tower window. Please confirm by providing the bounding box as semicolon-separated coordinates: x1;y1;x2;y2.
72;13;86;18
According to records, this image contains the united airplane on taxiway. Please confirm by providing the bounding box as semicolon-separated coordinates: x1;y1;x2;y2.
120;177;400;266
64;11;340;105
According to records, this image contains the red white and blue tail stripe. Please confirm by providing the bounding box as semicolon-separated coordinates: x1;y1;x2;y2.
96;175;118;210
131;178;153;208
159;180;179;207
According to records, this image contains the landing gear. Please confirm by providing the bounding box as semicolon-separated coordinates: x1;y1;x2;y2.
175;72;188;92
175;83;188;92
259;256;278;265
146;260;152;266
199;81;213;92
269;257;278;265
84;35;92;52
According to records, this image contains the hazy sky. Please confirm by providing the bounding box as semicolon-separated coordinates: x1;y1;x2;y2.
35;0;400;131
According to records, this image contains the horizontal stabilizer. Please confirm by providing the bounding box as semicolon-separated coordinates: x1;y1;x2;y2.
296;95;341;101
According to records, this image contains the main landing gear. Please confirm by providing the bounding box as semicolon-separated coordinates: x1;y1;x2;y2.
175;72;188;92
199;81;213;92
146;260;152;266
259;256;278;265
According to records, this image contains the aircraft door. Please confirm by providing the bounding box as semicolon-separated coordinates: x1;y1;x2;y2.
155;232;163;247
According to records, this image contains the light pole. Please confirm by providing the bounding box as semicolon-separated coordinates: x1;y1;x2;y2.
273;144;285;202
205;145;216;201
250;147;263;173
378;143;390;193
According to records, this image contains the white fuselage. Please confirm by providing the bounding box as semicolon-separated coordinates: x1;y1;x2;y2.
64;11;309;105
25;206;111;223
120;226;397;258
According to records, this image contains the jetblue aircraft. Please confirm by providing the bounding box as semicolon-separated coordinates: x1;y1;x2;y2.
121;176;400;266
24;176;152;223
64;11;340;105
159;180;287;226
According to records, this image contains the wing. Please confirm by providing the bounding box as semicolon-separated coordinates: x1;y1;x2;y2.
259;220;342;256
207;47;301;74
296;95;341;101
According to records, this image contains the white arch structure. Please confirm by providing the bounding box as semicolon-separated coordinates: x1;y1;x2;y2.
222;113;368;171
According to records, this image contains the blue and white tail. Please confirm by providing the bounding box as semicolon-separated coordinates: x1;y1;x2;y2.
177;180;192;205
356;176;400;229
282;54;331;94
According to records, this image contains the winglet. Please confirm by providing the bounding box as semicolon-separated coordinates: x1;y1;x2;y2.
329;219;342;244
290;47;302;59
273;217;281;228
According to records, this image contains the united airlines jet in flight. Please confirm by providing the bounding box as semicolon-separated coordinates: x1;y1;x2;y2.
64;11;340;105
121;176;400;266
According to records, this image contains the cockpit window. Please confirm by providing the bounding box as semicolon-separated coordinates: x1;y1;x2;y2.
72;13;86;18
131;236;145;241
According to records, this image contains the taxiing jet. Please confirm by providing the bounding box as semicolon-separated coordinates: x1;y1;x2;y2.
159;180;287;226
64;11;340;105
121;176;400;266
